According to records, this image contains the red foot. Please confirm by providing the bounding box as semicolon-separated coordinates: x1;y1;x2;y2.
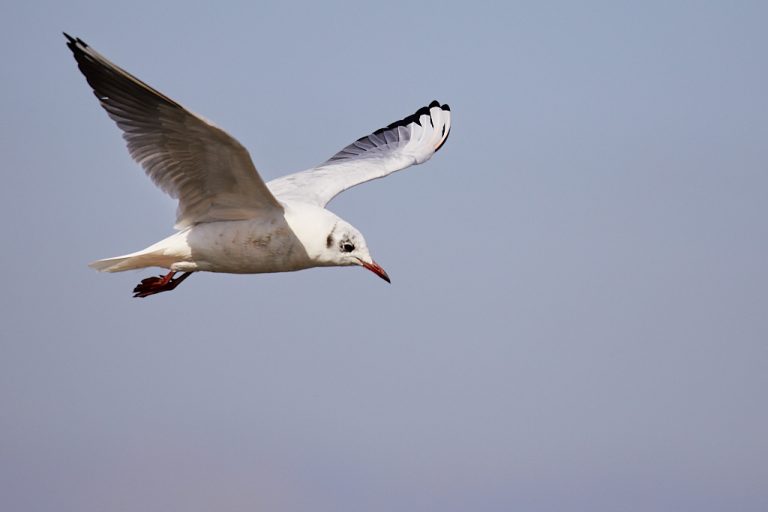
133;271;192;298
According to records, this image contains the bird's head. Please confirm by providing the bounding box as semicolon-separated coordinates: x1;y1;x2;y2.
321;219;390;283
284;204;391;283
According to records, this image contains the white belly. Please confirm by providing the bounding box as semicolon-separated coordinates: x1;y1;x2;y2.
174;217;313;274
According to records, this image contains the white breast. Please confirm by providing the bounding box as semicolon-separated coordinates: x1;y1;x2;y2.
180;216;314;274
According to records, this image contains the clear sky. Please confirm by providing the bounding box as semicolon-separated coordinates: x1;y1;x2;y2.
1;1;767;511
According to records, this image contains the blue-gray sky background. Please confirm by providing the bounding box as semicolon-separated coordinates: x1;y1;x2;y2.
1;1;767;511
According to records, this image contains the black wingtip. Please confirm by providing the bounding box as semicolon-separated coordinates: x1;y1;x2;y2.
63;32;88;51
344;100;451;148
63;32;76;51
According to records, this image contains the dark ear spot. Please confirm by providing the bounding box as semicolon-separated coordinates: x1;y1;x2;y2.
326;233;333;248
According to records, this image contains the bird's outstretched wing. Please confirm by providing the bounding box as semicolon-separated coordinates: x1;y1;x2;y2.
65;34;282;229
267;101;451;207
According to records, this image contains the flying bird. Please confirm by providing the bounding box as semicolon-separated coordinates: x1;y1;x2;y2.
64;34;451;297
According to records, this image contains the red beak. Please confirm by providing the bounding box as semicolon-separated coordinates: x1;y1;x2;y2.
361;260;391;283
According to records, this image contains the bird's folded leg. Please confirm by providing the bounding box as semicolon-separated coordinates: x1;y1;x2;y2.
133;271;192;298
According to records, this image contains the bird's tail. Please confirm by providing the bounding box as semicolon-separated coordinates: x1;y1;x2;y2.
89;249;169;273
90;232;189;273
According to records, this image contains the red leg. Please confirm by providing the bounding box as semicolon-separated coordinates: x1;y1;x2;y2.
133;271;193;298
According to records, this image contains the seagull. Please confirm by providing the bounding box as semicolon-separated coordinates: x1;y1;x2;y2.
64;34;451;298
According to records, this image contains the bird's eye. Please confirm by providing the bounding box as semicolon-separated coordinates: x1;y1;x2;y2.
341;241;355;253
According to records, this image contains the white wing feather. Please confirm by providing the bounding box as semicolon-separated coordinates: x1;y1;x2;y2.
268;101;451;206
65;34;282;229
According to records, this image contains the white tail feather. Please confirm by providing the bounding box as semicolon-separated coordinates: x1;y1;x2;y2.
89;249;171;272
90;232;189;273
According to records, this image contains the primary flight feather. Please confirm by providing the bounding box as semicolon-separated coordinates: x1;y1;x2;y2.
64;33;451;297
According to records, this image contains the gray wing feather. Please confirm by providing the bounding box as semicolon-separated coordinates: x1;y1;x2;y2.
65;34;282;228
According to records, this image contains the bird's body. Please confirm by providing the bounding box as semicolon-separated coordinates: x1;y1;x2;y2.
64;34;451;296
95;203;350;275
